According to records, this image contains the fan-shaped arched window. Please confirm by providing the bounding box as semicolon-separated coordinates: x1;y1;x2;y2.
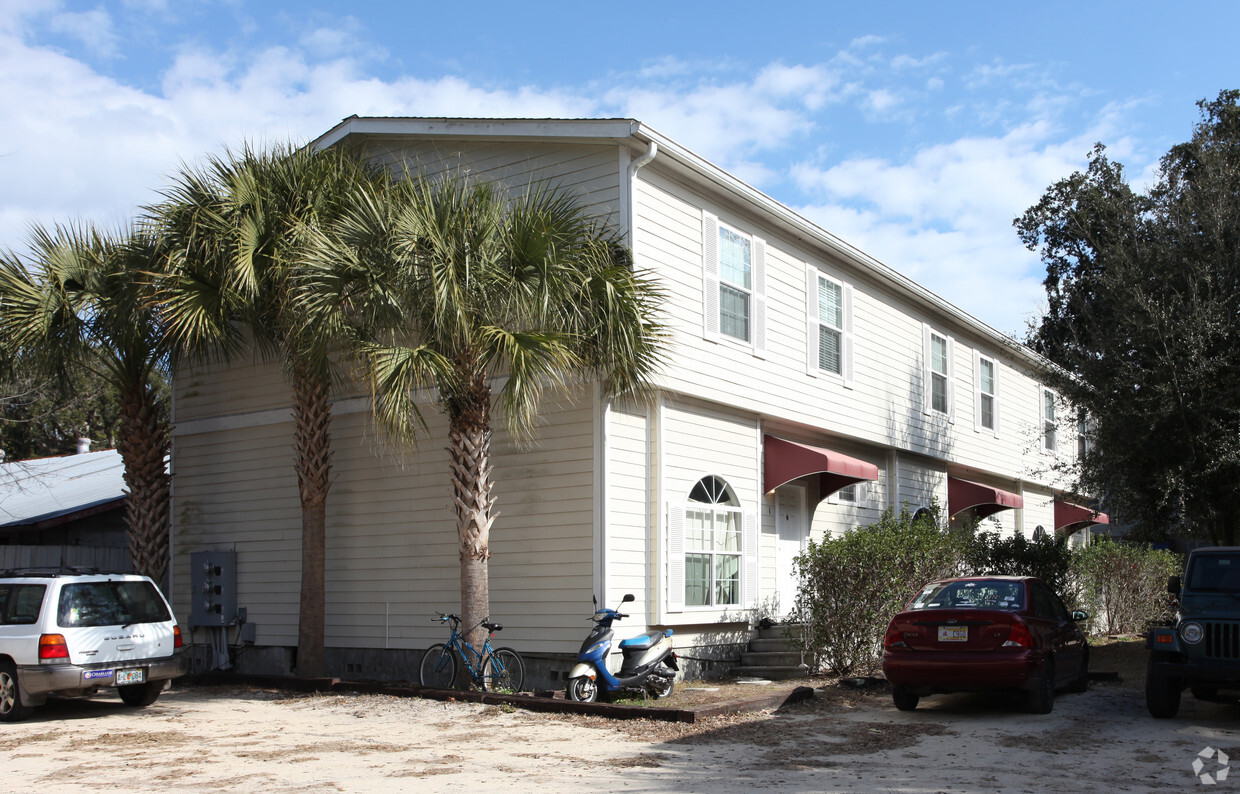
684;476;742;607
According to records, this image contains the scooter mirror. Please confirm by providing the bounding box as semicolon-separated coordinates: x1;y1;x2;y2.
622;593;636;603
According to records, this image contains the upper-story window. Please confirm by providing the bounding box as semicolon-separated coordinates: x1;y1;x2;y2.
1077;412;1090;460
976;354;999;435
718;226;751;342
923;324;954;419
1042;388;1058;453
702;211;766;357
806;268;854;385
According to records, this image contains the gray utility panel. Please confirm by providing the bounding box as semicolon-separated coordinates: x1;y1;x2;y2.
189;550;237;627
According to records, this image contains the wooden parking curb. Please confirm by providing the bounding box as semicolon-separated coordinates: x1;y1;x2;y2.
188;672;815;723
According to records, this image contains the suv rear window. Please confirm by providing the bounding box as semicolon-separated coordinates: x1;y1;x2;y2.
57;581;171;628
0;584;47;625
909;579;1026;610
1186;553;1240;592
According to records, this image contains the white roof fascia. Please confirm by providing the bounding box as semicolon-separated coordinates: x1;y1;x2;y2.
312;116;1047;371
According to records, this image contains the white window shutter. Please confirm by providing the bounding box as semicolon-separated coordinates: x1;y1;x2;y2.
921;322;933;415
805;266;819;377
856;480;869;508
842;283;855;389
752;237;767;358
667;502;685;613
946;335;956;424
992;364;1001;437
743;510;759;609
702;212;719;342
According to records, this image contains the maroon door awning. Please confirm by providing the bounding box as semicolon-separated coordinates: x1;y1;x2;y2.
1055;501;1110;532
763;435;879;498
948;476;1023;519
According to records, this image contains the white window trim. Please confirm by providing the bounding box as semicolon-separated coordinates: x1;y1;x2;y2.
1041;387;1059;456
702;210;765;358
922;323;955;422
974;351;1000;437
805;266;854;388
665;478;758;614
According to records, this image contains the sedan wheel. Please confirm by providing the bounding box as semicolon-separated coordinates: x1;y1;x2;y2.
1027;661;1055;714
892;685;920;711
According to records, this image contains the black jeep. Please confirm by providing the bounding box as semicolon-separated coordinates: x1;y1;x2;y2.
1147;547;1240;718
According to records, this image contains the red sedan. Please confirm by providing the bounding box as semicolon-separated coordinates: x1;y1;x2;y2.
881;576;1089;713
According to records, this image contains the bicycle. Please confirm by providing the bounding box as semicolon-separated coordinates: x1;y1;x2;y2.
419;613;526;693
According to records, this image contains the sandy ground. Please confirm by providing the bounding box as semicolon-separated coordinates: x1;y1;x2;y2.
5;643;1240;793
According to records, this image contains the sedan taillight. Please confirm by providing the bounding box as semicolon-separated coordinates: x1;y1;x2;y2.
39;634;69;660
883;622;907;649
1002;618;1034;648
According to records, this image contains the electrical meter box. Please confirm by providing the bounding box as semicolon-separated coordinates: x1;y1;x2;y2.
190;550;237;627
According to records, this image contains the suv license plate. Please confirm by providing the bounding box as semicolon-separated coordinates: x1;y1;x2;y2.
115;668;146;686
938;626;968;642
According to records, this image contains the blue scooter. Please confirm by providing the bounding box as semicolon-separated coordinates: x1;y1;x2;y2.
566;593;678;702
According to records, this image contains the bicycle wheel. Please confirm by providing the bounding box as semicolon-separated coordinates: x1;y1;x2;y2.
419;643;457;689
482;647;525;693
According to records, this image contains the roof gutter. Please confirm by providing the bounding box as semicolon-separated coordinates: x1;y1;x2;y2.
625;141;657;252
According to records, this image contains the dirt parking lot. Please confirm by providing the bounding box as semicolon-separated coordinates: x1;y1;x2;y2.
5;639;1240;793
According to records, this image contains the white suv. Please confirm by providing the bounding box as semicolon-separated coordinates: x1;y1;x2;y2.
0;568;188;721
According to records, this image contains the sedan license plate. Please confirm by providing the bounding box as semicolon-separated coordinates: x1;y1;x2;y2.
937;625;968;642
115;668;145;686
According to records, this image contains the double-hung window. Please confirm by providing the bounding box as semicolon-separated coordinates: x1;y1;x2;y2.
976;354;999;435
1042;388;1058;454
923;324;954;419
1076;412;1090;461
667;475;757;614
683;476;742;607
718;227;751;343
806;268;854;385
702;211;766;356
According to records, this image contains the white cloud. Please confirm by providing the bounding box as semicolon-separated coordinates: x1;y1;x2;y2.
48;6;117;57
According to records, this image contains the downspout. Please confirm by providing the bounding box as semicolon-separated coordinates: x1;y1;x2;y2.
625;141;658;252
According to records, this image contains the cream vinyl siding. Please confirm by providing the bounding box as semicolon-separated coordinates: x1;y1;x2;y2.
633;163;1076;492
659;399;758;623
360;139;622;223
173;379;599;654
175;353;294;422
606;403;651;624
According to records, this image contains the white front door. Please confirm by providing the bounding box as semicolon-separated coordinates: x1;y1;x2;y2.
775;485;807;618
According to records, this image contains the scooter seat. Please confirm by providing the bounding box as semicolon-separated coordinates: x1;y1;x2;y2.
619;631;664;651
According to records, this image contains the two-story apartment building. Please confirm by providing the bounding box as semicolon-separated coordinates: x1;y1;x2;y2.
169;118;1107;684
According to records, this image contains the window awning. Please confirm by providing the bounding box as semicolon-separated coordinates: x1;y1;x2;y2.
947;476;1023;519
1055;501;1110;532
763;435;879;497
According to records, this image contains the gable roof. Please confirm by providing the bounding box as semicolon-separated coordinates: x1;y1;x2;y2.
0;450;126;529
312;116;1047;370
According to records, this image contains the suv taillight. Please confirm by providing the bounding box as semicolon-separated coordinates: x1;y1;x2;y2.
39;634;69;660
1003;618;1034;648
174;625;183;649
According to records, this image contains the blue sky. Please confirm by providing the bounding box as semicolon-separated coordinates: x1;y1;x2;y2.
1;0;1236;336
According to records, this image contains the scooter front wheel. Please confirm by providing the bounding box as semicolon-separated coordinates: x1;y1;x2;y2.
567;675;598;703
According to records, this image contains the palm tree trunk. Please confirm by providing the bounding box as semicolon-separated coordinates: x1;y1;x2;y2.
293;364;332;678
449;376;498;684
117;383;171;588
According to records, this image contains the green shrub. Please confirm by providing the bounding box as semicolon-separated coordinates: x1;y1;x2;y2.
791;503;964;675
1070;537;1181;635
964;530;1074;595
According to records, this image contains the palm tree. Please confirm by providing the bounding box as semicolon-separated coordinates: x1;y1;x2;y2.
156;142;386;678
304;172;667;665
0;223;172;583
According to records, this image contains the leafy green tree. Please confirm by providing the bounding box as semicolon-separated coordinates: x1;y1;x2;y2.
0;224;172;581
1016;90;1240;544
156;142;387;677
304;172;667;671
